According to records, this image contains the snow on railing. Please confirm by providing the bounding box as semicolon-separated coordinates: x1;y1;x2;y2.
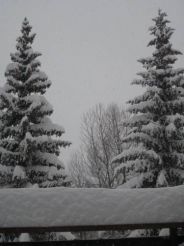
0;186;183;245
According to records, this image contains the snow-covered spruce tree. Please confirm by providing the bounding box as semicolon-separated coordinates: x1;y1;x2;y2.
0;18;70;188
113;10;184;188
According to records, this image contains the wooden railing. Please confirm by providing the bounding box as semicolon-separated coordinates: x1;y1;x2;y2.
0;225;184;246
0;236;184;246
0;187;183;245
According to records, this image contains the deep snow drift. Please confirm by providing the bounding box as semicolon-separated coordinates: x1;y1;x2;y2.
0;185;183;231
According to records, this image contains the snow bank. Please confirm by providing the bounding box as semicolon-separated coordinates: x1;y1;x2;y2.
55;232;75;240
19;233;31;242
0;186;183;231
159;228;170;237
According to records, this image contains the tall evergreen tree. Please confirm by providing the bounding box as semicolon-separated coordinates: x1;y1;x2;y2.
0;18;70;187
113;10;184;188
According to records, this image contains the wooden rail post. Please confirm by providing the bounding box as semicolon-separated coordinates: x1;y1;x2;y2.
170;228;178;246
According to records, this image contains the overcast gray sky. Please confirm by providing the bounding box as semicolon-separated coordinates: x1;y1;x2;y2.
0;0;184;163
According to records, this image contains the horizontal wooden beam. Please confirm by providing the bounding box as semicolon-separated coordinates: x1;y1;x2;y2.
0;222;183;233
1;236;184;246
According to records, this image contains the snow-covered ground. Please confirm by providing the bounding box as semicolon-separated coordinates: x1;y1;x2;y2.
0;185;183;231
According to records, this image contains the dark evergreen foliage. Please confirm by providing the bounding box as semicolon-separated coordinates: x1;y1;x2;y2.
0;18;70;187
114;10;184;187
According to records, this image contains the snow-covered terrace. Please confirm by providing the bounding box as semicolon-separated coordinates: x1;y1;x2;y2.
0;185;184;233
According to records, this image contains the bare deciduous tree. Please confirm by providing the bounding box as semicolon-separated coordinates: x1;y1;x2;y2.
67;149;98;188
80;103;128;188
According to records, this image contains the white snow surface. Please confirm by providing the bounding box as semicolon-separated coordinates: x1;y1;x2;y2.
19;233;31;242
0;186;183;230
159;228;170;237
156;170;168;187
127;229;146;238
12;166;26;181
31;117;65;134
55;232;75;240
